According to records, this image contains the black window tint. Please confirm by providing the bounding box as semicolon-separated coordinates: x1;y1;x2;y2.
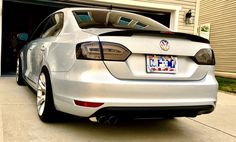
41;12;64;38
41;17;56;37
31;17;49;40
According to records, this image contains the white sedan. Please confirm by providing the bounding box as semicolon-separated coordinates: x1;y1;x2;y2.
16;8;218;124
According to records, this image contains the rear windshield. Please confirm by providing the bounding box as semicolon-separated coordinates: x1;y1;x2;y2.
73;10;169;31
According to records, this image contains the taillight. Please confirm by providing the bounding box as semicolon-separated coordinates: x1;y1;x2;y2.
76;42;102;60
102;42;131;61
192;48;215;65
76;41;131;61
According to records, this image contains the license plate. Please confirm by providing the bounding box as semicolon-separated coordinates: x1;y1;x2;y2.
146;55;177;73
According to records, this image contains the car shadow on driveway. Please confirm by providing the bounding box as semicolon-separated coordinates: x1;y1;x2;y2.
42;116;188;141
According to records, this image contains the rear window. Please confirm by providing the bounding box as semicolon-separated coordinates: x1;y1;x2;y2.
77;12;92;22
118;17;132;26
73;10;169;31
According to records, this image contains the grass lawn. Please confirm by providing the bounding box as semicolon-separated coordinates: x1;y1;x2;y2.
216;77;236;93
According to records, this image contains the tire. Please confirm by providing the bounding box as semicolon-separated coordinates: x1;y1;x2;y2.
37;68;57;122
16;57;25;86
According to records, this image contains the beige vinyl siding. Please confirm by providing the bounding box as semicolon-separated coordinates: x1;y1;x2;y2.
133;0;197;34
199;0;236;73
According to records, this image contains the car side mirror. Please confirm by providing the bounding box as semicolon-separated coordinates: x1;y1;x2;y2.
17;33;29;41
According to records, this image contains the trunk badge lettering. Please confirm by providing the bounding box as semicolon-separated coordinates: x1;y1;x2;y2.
160;40;170;51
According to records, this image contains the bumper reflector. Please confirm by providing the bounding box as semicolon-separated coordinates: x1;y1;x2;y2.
74;100;104;107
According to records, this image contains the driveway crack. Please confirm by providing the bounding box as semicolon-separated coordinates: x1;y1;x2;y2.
188;118;236;139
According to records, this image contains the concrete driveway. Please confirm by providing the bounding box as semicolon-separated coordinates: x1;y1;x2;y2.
0;77;235;142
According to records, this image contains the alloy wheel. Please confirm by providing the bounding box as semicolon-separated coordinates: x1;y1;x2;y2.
16;58;19;82
37;72;47;116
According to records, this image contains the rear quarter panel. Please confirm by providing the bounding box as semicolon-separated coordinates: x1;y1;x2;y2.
46;33;99;72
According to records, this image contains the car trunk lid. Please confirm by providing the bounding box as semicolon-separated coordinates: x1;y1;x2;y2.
95;30;212;81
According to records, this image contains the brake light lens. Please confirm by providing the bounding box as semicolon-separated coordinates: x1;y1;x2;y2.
192;48;215;65
76;42;131;61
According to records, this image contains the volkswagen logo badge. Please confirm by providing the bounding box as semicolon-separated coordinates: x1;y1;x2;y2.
160;40;170;51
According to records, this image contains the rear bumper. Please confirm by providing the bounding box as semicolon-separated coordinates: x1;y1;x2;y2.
50;61;218;118
92;105;215;118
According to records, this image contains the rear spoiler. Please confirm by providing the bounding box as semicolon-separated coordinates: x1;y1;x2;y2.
99;30;210;44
